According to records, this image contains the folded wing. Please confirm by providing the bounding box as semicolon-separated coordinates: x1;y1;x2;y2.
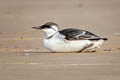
59;28;107;40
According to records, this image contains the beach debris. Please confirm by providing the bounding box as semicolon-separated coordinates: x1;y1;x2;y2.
36;48;39;51
20;36;24;40
77;3;83;8
114;33;120;35
0;32;6;34
24;49;33;52
24;53;30;56
104;48;112;52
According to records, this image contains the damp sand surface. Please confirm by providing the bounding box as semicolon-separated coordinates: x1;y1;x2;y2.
0;0;120;80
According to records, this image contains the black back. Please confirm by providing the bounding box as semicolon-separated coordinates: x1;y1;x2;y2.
59;28;102;40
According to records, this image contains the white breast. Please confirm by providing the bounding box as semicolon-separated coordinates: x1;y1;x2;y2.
43;33;92;52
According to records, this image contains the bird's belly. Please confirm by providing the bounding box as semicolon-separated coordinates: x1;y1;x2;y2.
43;38;91;52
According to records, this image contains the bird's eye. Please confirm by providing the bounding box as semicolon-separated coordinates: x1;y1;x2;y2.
41;25;51;29
45;25;51;28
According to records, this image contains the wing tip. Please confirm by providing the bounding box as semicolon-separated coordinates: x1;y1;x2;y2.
89;38;108;41
102;38;108;41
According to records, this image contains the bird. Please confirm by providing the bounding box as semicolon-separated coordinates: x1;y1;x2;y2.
32;22;108;53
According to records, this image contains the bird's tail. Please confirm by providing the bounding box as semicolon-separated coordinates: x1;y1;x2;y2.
102;38;108;41
89;38;108;41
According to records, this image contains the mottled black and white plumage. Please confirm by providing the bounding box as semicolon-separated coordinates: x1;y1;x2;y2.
59;28;107;41
32;22;108;52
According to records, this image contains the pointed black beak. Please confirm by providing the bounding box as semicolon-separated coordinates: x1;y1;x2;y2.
32;26;41;30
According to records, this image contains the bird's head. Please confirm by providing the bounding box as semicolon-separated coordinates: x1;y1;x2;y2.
32;22;59;38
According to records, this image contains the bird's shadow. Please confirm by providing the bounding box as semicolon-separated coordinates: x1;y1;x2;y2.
13;51;96;54
13;51;81;54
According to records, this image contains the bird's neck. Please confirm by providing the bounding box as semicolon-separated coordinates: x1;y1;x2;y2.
45;31;58;39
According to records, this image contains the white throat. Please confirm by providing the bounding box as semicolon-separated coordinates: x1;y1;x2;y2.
42;25;59;38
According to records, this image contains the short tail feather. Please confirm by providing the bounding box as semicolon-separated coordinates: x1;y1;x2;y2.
89;38;108;41
102;38;108;41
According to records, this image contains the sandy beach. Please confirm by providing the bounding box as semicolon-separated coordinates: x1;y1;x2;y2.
0;0;120;80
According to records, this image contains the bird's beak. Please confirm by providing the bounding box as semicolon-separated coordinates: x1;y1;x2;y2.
32;26;41;30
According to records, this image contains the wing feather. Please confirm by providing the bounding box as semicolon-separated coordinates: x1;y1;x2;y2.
59;28;100;40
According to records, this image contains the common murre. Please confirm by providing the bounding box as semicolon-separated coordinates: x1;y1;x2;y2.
32;22;108;52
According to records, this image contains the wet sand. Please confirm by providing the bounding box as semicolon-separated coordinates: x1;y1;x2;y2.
0;52;120;80
0;0;120;80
